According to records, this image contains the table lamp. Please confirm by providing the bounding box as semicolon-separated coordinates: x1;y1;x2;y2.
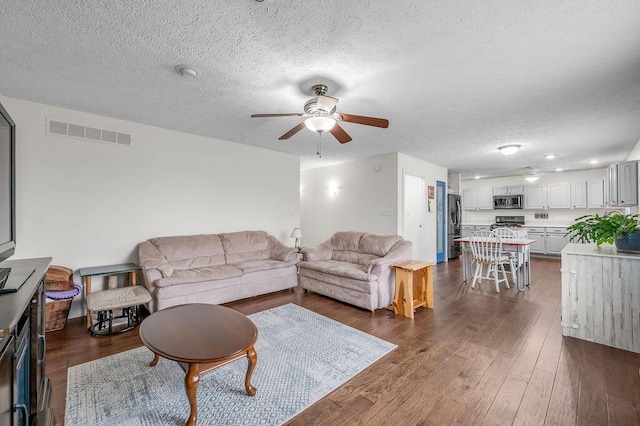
290;228;302;250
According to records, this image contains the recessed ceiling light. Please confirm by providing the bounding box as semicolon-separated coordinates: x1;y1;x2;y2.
555;168;563;172
175;65;197;78
498;145;521;156
474;175;481;179
589;160;599;164
545;154;556;160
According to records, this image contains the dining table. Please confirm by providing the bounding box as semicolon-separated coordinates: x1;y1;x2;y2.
453;236;536;291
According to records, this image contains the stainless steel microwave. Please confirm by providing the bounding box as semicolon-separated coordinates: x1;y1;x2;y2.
493;194;524;209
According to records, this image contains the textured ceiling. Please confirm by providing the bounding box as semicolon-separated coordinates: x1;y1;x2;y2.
1;0;639;179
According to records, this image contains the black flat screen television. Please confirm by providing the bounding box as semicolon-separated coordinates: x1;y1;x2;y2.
0;101;16;263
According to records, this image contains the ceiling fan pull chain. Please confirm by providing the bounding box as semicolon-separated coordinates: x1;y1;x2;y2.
317;134;322;158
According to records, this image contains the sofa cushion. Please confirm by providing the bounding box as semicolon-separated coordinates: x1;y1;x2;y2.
298;268;377;294
150;234;226;270
231;259;297;274
154;265;243;288
221;231;271;263
331;231;365;252
297;260;377;282
359;233;403;256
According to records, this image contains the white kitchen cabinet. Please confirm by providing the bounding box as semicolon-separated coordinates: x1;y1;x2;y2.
463;187;493;211
546;227;569;254
526;227;546;253
478;188;493;210
524;185;546;209
462;188;478;211
460;225;475;238
494;185;524;196
571;182;587;209
607;161;638;207
547;183;571;208
587;179;604;209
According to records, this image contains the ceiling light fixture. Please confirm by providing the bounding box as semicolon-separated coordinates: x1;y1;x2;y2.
174;65;197;78
498;144;521;156
525;175;539;183
304;115;336;133
555;168;563;172
474;175;481;179
589;160;599;164
545;154;556;160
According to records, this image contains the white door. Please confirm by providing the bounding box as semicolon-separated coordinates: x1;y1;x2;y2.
403;174;426;260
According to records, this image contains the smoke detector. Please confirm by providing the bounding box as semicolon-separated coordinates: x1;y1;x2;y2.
175;65;197;78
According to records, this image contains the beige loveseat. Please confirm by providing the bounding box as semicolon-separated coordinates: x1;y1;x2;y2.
138;231;297;312
298;232;412;311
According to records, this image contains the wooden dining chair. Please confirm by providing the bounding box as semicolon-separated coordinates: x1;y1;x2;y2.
492;227;520;284
469;230;511;293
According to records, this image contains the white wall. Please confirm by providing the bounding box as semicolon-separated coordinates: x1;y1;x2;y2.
397;154;449;262
460;168;609;224
300;154;398;247
1;96;300;317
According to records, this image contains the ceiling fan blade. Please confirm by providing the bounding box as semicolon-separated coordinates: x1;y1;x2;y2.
339;113;389;128
316;95;338;112
329;123;352;144
279;123;306;140
251;113;304;118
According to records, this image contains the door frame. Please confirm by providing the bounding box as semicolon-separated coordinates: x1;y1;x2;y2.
436;180;446;263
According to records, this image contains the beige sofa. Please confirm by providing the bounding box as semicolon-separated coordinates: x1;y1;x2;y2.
298;232;412;311
138;231;297;312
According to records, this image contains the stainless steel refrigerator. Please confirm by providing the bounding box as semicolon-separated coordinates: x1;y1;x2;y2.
447;194;462;259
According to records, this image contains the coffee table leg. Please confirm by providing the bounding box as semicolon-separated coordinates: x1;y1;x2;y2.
245;346;257;396
185;362;200;426
149;353;159;367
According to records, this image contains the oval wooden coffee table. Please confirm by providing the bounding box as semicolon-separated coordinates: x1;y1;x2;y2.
139;303;258;426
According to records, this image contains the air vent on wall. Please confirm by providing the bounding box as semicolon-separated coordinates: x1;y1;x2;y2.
46;119;132;146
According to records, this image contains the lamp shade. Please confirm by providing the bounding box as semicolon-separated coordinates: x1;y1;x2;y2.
498;144;521;156
290;228;302;238
304;116;336;133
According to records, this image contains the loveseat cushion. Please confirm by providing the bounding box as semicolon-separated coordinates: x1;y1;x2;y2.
221;231;271;264
359;233;403;256
150;234;226;270
154;265;243;288
331;231;365;251
231;259;297;274
297;260;377;282
298;267;377;294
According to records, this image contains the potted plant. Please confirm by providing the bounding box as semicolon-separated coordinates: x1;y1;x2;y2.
566;211;640;252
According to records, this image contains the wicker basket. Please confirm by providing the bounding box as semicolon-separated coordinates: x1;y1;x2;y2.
45;298;73;332
46;265;75;292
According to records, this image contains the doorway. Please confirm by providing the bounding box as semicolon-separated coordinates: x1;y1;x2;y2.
436;180;446;263
403;173;426;260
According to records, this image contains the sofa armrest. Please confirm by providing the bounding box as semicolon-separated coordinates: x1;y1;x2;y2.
301;239;333;261
268;235;296;261
138;241;173;278
366;240;413;273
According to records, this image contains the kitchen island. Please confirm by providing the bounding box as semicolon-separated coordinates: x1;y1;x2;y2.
561;243;640;353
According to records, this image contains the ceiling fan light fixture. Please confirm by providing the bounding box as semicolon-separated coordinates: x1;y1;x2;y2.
304;116;336;133
498;144;521;156
525;175;539;183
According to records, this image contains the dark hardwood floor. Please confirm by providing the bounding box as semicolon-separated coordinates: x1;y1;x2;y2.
47;257;640;425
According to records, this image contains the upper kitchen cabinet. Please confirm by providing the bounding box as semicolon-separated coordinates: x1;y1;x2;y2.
524;183;571;209
571;182;587;209
587;179;604;208
547;183;571;208
493;185;524;196
524;185;546;209
462;187;493;211
606;160;638;207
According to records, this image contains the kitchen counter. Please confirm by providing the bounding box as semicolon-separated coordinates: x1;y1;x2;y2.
561;243;640;353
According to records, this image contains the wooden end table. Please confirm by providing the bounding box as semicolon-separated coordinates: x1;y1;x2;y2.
391;260;434;319
139;304;258;426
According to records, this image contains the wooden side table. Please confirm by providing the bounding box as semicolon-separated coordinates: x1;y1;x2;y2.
79;263;141;329
391;260;434;319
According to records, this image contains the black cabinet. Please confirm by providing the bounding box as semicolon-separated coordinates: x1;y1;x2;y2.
0;258;53;426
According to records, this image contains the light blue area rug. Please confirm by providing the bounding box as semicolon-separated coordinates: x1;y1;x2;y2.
65;303;396;425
